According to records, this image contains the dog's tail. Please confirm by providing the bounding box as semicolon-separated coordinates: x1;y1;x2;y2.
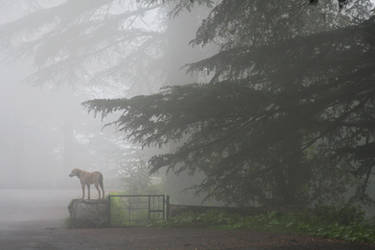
99;173;105;199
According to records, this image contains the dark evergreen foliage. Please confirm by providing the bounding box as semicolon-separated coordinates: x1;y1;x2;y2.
85;1;375;206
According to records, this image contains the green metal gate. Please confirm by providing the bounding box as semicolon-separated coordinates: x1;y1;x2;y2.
108;194;169;226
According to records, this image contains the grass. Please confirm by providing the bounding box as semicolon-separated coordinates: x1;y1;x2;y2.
156;206;375;244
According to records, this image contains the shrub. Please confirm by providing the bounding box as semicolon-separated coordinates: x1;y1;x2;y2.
164;206;375;243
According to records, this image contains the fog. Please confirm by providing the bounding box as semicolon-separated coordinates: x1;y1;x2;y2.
0;60;104;225
0;0;374;238
0;0;213;227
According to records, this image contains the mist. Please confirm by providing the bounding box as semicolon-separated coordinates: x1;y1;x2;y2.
0;0;214;227
0;1;374;249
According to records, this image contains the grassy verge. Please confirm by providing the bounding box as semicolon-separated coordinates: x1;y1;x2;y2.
157;206;375;244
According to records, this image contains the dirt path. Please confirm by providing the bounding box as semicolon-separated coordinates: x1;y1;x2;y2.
1;225;375;250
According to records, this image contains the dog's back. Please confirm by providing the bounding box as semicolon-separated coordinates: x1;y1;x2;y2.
80;170;103;185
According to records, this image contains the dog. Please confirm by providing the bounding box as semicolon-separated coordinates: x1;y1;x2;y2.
69;168;105;200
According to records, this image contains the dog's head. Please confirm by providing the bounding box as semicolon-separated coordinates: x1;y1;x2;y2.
69;168;81;177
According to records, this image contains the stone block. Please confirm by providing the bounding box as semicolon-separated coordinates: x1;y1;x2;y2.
68;199;109;227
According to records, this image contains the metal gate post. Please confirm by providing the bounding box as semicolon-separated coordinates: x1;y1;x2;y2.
166;195;170;221
148;196;151;222
162;195;165;220
107;195;111;226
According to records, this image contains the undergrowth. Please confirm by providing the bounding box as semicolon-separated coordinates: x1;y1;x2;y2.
160;206;375;243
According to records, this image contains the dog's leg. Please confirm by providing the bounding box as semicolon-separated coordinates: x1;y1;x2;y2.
95;184;101;199
87;184;91;200
102;186;105;200
99;182;105;199
81;184;85;200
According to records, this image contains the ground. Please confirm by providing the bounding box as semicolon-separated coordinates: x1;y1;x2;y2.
0;189;374;250
1;225;375;250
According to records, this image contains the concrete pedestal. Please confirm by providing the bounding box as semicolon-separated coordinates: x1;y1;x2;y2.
68;199;109;227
